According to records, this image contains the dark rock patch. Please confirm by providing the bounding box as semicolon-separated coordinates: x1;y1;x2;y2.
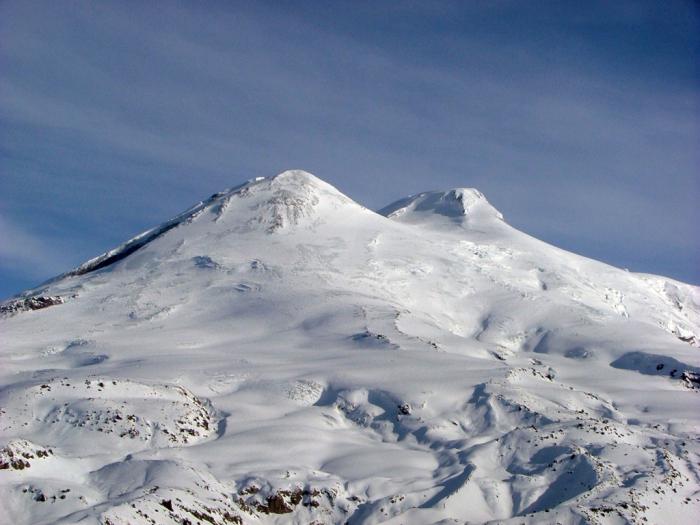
1;296;65;316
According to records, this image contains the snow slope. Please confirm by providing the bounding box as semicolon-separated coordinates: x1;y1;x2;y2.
1;170;699;525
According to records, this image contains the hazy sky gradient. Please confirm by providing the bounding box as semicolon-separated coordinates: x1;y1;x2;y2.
1;0;698;298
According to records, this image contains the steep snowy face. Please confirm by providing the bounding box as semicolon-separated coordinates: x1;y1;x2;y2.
212;169;362;233
1;170;700;525
379;188;504;229
56;170;366;280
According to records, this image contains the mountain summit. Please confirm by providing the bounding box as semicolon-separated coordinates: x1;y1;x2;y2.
379;187;504;228
59;170;363;278
1;170;699;525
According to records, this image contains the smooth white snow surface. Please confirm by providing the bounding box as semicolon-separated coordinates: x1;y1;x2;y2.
1;170;699;525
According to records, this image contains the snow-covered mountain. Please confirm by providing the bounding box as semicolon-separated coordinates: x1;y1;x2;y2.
1;170;699;525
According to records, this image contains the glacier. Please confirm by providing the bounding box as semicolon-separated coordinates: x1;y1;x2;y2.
1;170;699;525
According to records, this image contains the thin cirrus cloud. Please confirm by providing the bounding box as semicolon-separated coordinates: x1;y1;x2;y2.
0;0;698;298
0;216;73;280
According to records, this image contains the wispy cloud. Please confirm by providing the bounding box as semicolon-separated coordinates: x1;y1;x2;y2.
0;216;73;280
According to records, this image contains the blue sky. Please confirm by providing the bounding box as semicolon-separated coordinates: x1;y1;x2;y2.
1;0;698;298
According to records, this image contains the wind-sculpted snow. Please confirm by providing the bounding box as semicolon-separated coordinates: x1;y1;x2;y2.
0;378;216;452
1;170;699;525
